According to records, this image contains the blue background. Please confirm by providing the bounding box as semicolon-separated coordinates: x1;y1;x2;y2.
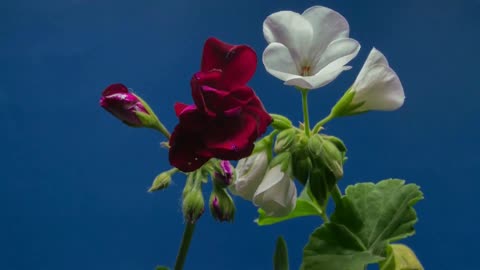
2;0;478;269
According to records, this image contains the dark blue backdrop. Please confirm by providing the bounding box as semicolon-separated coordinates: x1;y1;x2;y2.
2;0;478;269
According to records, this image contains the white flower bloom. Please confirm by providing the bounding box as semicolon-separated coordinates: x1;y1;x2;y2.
230;151;269;201
348;48;405;112
253;165;297;217
262;6;360;90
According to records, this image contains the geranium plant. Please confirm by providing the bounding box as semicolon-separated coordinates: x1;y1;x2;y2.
100;5;423;270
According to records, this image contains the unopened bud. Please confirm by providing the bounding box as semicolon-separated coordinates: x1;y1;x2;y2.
309;166;336;207
274;128;296;153
270;114;293;130
209;187;235;222
308;135;344;180
213;160;234;188
290;133;311;185
148;171;172;192
182;188;205;224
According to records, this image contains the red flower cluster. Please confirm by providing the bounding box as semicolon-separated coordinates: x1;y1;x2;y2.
169;38;272;172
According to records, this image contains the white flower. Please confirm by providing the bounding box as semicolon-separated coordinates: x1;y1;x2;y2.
348;48;405;112
252;165;297;217
262;6;360;90
230;151;269;201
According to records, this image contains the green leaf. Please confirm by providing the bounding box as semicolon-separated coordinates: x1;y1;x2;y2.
302;179;423;270
273;236;289;270
155;266;169;270
380;244;424;270
256;187;322;226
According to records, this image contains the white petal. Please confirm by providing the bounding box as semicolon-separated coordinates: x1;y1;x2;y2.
263;10;313;66
253;166;297;217
263;43;303;82
230;152;268;201
302;6;350;62
355;47;389;85
352;64;405;112
285;38;360;89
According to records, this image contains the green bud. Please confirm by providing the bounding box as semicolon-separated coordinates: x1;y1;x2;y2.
292;155;312;185
308;135;344;180
182;174;195;199
274;128;296;153
322;135;347;154
288;132;311;185
209;186;236;222
308;165;336;207
148;171;172;192
269;152;293;176
270;114;293;130
252;133;273;155
319;139;344;179
182;188;205;224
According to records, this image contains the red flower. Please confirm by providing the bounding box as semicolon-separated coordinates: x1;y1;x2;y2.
169;38;272;172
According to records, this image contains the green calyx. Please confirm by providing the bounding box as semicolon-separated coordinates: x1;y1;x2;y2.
134;94;171;139
270;114;293;130
274;128;297;153
330;87;366;118
149;168;178;192
182;188;205;224
268;152;293;177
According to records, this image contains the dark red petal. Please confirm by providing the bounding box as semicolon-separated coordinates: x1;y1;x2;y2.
169;124;211;172
201;113;258;160
102;83;128;96
191;70;223;112
177;106;208;132
201;38;257;88
174;102;194;117
244;93;273;136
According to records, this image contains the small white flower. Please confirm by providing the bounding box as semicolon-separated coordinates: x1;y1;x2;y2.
262;6;360;90
253;165;297;217
230;151;269;201
348;48;405;112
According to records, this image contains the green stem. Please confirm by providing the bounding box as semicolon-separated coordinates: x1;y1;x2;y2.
300;89;311;136
312;113;335;134
320;210;330;223
331;184;343;206
153;118;171;140
174;222;196;270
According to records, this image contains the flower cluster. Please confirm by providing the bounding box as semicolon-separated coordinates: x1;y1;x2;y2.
98;4;421;270
99;6;405;219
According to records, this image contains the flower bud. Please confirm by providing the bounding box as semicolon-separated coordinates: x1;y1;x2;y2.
253;164;297;217
209;187;235;222
274;128;296;153
308;135;344;180
270;114;293;130
100;83;151;127
182;188;205;224
213;160;234;188
331;48;404;116
230;151;269;201
308;165;336;207
290;133;311;185
148;170;175;192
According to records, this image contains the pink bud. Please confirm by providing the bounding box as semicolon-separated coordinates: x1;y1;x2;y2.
100;83;148;126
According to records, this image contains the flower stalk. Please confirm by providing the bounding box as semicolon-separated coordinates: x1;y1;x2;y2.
312;113;335;134
300;89;311;137
174;222;196;270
